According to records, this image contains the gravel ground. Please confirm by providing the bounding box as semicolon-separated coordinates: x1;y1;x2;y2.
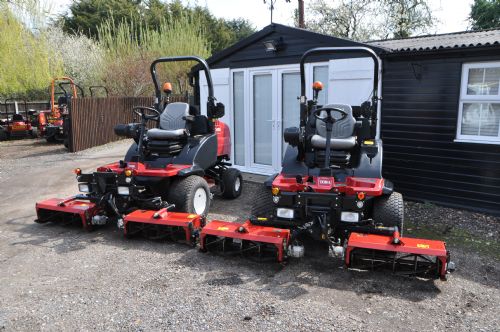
0;138;499;331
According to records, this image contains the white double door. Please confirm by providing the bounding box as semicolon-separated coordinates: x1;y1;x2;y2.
246;67;301;174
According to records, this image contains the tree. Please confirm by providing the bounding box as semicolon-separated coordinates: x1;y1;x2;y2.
62;0;142;37
61;0;256;54
469;0;500;30
382;0;434;39
302;0;434;41
305;0;379;41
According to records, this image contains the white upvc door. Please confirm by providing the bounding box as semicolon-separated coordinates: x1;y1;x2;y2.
248;69;280;173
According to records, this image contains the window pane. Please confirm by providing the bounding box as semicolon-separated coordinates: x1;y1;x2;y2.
461;103;500;137
313;66;329;105
282;72;300;156
233;72;244;166
253;74;273;165
467;67;500;95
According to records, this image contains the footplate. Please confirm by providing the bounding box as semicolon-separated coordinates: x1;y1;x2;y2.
200;220;290;262
345;232;451;280
123;209;203;244
35;197;97;230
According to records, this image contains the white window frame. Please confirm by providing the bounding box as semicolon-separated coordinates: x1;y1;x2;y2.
455;61;500;145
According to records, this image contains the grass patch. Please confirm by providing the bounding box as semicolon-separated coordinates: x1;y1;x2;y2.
405;220;500;260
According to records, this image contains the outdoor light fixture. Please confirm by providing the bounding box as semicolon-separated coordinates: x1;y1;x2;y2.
263;38;284;52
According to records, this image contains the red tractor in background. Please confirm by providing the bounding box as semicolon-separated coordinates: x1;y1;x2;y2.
38;77;81;143
0;99;37;140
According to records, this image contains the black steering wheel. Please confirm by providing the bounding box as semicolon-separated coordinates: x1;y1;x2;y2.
313;107;347;124
133;106;160;121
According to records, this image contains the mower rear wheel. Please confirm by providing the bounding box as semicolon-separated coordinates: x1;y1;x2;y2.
168;176;210;216
220;168;243;199
373;191;404;233
0;129;8;141
250;185;274;224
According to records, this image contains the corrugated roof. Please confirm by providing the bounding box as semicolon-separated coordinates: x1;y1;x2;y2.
367;29;500;52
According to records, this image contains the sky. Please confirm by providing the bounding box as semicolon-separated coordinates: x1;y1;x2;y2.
49;0;475;36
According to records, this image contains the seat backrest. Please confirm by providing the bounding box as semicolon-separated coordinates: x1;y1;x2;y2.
160;102;190;130
315;104;355;139
12;114;24;121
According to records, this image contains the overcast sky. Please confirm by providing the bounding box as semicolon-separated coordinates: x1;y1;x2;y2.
49;0;475;36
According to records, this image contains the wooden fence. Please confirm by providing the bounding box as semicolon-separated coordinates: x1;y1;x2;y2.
68;95;187;152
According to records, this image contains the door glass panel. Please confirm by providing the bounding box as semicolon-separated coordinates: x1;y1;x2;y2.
253;74;273;165
313;65;329;105
282;72;300;156
233;72;244;166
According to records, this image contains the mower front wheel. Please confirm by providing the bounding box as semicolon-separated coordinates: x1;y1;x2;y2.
168;176;211;216
220;168;243;199
373;191;404;233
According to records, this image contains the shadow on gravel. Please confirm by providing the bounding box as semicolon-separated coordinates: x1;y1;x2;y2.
21;147;67;158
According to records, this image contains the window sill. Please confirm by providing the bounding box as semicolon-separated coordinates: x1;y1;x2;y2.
454;138;500;145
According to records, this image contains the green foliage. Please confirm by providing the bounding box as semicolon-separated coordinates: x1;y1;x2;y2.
470;0;500;30
62;0;142;37
62;0;256;54
0;3;62;100
97;15;210;96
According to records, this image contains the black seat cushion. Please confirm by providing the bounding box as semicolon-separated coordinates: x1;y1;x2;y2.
310;104;356;150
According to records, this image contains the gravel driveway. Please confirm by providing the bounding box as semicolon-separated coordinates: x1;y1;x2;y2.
0;139;499;331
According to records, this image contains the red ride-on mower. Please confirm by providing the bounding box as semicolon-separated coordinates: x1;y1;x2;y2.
36;56;243;239
199;47;454;280
38;77;81;143
0;99;37;140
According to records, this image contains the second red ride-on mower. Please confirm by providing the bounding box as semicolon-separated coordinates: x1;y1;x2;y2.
200;47;454;280
0;99;37;140
36;56;243;238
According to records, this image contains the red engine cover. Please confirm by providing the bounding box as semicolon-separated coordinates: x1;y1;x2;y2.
214;120;231;157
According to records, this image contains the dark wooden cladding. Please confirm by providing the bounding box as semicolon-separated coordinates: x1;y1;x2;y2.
381;50;500;215
69;95;186;152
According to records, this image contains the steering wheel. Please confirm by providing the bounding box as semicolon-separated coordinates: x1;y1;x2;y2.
313;107;347;124
133;106;160;121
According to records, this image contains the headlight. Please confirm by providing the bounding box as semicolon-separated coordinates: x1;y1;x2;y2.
341;211;360;223
78;183;90;193
117;186;130;196
276;208;294;219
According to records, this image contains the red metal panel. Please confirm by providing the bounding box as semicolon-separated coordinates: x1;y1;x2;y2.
272;174;384;196
96;162;190;177
200;220;290;262
214;120;231;157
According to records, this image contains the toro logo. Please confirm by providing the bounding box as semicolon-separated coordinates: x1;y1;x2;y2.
318;178;332;186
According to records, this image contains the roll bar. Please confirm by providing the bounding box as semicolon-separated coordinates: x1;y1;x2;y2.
89;86;109;98
150;56;215;110
299;47;383;138
59;82;85;98
3;99;28;123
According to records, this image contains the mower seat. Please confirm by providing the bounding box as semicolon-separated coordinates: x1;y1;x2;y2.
311;104;356;150
12;114;24;122
147;102;189;140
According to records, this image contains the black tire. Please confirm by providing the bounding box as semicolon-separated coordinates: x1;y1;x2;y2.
373;191;404;233
46;135;56;143
0;129;7;141
168;175;210;216
250;185;274;224
220;168;243;199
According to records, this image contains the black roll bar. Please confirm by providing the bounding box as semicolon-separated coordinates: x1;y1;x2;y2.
150;56;214;111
